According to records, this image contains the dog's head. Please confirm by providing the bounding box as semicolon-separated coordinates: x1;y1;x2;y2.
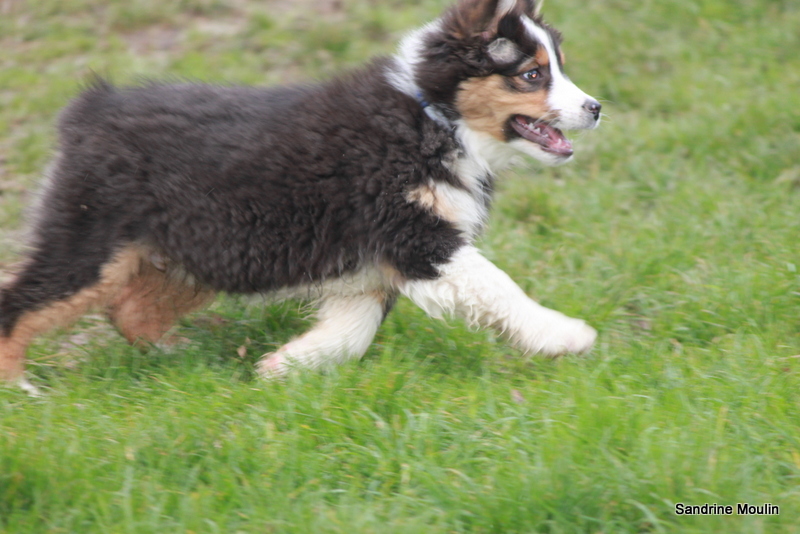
399;0;600;166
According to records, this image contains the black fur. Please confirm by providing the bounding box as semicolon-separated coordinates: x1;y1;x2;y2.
1;60;469;335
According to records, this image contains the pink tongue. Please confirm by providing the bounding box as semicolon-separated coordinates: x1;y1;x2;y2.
513;116;573;156
548;132;572;153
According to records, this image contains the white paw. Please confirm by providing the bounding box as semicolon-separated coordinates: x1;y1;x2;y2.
255;352;290;380
16;377;43;397
532;318;597;356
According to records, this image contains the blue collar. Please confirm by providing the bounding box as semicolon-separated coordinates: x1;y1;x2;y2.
416;91;451;128
416;90;431;109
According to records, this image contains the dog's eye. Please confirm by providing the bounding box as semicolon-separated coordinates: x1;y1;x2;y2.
520;69;541;82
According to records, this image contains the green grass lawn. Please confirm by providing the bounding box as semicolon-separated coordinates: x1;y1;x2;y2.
1;0;799;532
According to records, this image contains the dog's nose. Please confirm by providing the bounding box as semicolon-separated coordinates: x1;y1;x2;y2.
583;99;601;120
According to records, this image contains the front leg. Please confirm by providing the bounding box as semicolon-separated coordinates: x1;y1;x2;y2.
257;292;388;377
400;246;596;356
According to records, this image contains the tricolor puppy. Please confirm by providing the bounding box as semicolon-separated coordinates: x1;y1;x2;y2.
0;0;601;394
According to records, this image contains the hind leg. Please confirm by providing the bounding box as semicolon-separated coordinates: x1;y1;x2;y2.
0;246;145;392
0;329;42;395
106;252;215;347
257;292;391;378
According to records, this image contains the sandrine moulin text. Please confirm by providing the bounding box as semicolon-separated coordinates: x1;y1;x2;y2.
675;503;779;516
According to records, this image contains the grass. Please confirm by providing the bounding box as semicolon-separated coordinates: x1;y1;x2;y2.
1;0;800;532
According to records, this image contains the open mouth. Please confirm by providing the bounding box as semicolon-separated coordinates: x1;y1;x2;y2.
509;115;573;157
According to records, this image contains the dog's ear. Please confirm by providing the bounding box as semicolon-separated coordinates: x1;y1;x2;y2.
442;0;541;41
415;0;536;103
526;0;542;19
501;0;543;22
486;37;521;64
442;0;500;39
443;0;534;38
486;5;535;68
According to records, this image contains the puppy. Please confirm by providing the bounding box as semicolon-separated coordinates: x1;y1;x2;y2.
0;0;601;394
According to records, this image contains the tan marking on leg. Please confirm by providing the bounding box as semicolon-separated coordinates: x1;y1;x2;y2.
0;246;144;383
379;263;405;289
0;334;26;383
406;182;462;224
406;184;436;211
456;74;553;140
107;258;215;346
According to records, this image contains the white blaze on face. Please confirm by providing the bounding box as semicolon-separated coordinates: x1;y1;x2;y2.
522;17;599;130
